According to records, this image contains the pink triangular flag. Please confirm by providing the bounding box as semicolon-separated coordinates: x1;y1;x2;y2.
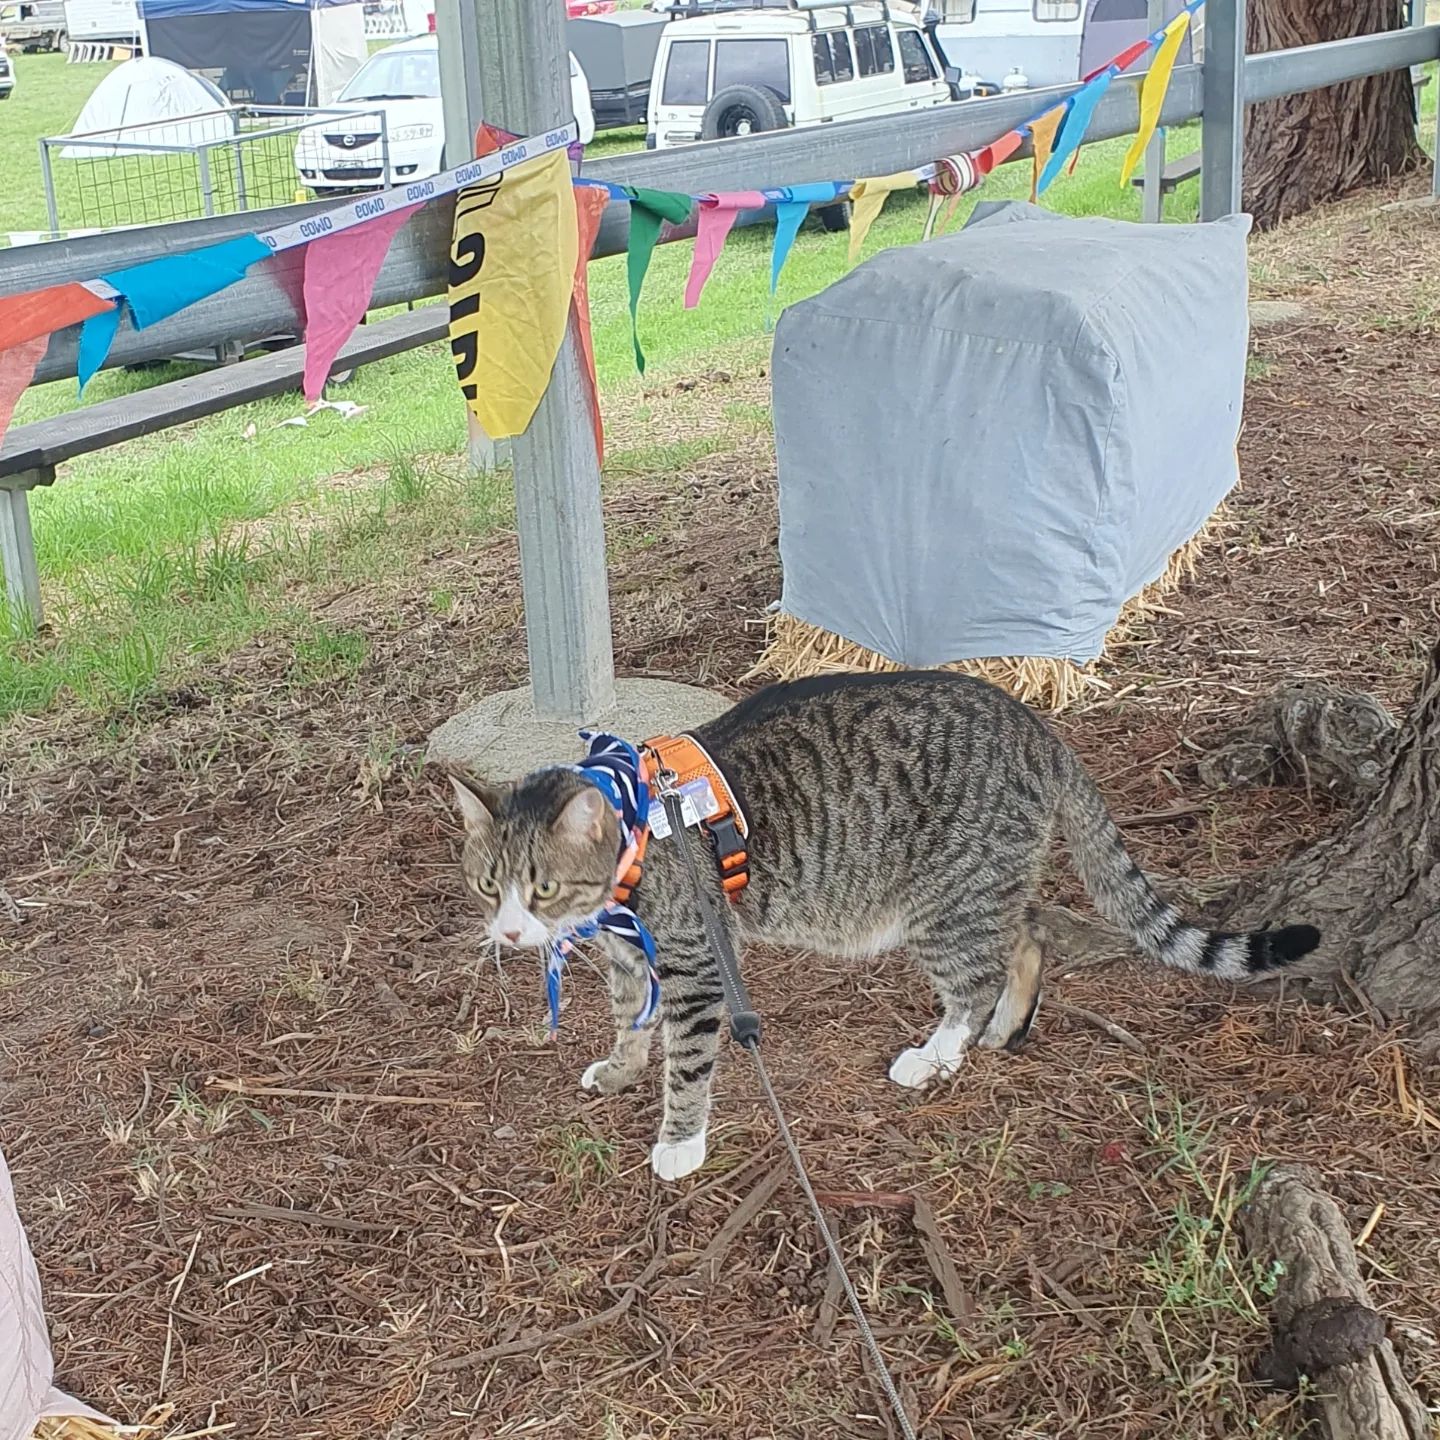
684;191;766;310
301;204;421;402
0;335;47;451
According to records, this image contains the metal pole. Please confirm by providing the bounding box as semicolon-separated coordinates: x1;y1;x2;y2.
1141;0;1166;222
1200;0;1245;220
39;141;61;234
233;113;249;212
459;0;616;723
198;147;215;218
436;0;501;476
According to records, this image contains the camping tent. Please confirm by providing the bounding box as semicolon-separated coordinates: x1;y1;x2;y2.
60;55;231;157
137;0;366;106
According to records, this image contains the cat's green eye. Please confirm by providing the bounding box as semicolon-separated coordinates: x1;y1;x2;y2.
472;873;500;898
533;880;560;902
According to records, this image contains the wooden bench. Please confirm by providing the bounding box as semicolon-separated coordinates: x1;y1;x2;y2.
0;304;449;623
1128;149;1203;197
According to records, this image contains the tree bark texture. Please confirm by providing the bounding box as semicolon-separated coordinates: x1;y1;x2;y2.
1222;643;1440;1045
1241;1166;1431;1439
1243;0;1424;230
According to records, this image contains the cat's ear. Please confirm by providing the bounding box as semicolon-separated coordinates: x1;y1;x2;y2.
554;785;611;847
447;770;501;836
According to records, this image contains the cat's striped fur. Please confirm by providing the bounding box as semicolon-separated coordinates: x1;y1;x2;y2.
449;672;1319;1181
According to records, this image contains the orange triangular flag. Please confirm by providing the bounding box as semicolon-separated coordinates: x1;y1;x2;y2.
571;184;609;468
1029;108;1066;204
0;282;111;352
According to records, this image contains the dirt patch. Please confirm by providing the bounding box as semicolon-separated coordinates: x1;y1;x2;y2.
4;192;1440;1440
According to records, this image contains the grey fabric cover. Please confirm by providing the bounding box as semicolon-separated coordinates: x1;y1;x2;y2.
771;201;1252;665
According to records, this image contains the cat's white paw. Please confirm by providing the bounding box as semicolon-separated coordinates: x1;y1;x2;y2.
888;1046;962;1089
650;1129;707;1182
580;1057;638;1095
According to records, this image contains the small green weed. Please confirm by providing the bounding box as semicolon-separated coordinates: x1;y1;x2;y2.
547;1124;618;1197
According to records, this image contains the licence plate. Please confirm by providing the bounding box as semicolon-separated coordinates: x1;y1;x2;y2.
332;159;371;170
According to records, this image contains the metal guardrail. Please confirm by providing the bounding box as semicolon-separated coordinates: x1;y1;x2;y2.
3;15;1439;388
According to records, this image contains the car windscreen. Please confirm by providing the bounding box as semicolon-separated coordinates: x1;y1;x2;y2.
340;47;441;102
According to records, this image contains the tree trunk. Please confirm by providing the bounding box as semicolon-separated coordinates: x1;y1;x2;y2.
1243;0;1424;230
1221;641;1440;1048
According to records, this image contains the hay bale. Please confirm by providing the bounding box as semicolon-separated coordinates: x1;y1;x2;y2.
753;518;1220;712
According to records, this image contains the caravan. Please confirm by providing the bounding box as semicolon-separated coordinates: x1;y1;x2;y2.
931;0;1193;93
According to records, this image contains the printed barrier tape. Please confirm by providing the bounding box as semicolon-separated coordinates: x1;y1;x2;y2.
254;121;579;256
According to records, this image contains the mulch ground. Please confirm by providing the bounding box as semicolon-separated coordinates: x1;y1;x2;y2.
4;188;1440;1440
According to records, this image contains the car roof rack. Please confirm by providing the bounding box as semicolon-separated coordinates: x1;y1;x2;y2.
659;0;892;29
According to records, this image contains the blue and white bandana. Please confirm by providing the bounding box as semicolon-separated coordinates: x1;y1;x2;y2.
545;731;660;1034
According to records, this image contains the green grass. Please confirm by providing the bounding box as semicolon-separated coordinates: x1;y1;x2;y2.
0;51;126;233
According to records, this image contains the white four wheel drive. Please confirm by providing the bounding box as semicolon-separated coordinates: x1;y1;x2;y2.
645;1;953;154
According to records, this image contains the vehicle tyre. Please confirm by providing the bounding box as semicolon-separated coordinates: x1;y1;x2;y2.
701;83;787;141
818;202;849;233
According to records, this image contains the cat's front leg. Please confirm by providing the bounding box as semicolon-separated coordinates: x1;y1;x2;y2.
649;923;725;1183
580;936;658;1095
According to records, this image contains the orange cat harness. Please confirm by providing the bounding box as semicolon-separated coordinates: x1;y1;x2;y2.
612;733;750;909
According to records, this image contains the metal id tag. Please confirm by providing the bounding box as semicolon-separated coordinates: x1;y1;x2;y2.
648;777;720;838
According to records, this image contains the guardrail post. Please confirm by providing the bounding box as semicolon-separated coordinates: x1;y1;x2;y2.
1200;0;1246;220
454;0;616;723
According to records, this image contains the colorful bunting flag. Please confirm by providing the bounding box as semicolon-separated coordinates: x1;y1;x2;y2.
685;191;765;310
448;135;580;436
763;183;842;294
846;171;918;267
1121;12;1192;187
0;334;48;451
923;154;981;242
975;130;1025;176
1029;107;1066;204
1085;37;1152;82
301;204;421;403
622;187;693;373
0;283;112;353
76;233;271;389
1039;70;1115;194
571;183;609;466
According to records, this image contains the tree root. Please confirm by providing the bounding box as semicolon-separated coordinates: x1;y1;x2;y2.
1197;681;1397;802
1241;1165;1431;1440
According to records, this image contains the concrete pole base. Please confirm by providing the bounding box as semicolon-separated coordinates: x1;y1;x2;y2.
426;678;730;778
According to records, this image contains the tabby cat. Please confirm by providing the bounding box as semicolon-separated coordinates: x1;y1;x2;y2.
447;672;1319;1182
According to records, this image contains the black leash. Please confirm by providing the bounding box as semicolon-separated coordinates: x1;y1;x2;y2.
659;788;919;1440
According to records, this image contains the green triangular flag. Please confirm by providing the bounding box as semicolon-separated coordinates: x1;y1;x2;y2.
623;186;693;373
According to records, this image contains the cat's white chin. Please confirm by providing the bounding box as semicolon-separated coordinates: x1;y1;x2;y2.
651;1129;707;1182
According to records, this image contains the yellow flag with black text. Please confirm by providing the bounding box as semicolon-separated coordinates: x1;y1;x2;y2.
447;138;579;439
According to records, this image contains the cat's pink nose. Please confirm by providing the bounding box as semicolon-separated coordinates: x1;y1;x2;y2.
502;929;521;944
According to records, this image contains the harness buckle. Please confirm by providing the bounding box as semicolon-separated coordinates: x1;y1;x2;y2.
704;812;750;901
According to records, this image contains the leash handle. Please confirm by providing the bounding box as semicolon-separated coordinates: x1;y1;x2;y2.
659;790;762;1049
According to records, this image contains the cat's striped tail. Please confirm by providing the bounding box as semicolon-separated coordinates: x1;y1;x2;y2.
1056;756;1320;980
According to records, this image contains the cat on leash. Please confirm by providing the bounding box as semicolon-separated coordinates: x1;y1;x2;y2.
447;671;1320;1182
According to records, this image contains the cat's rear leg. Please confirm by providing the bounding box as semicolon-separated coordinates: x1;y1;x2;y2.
580;935;659;1096
977;912;1045;1053
889;910;1013;1089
